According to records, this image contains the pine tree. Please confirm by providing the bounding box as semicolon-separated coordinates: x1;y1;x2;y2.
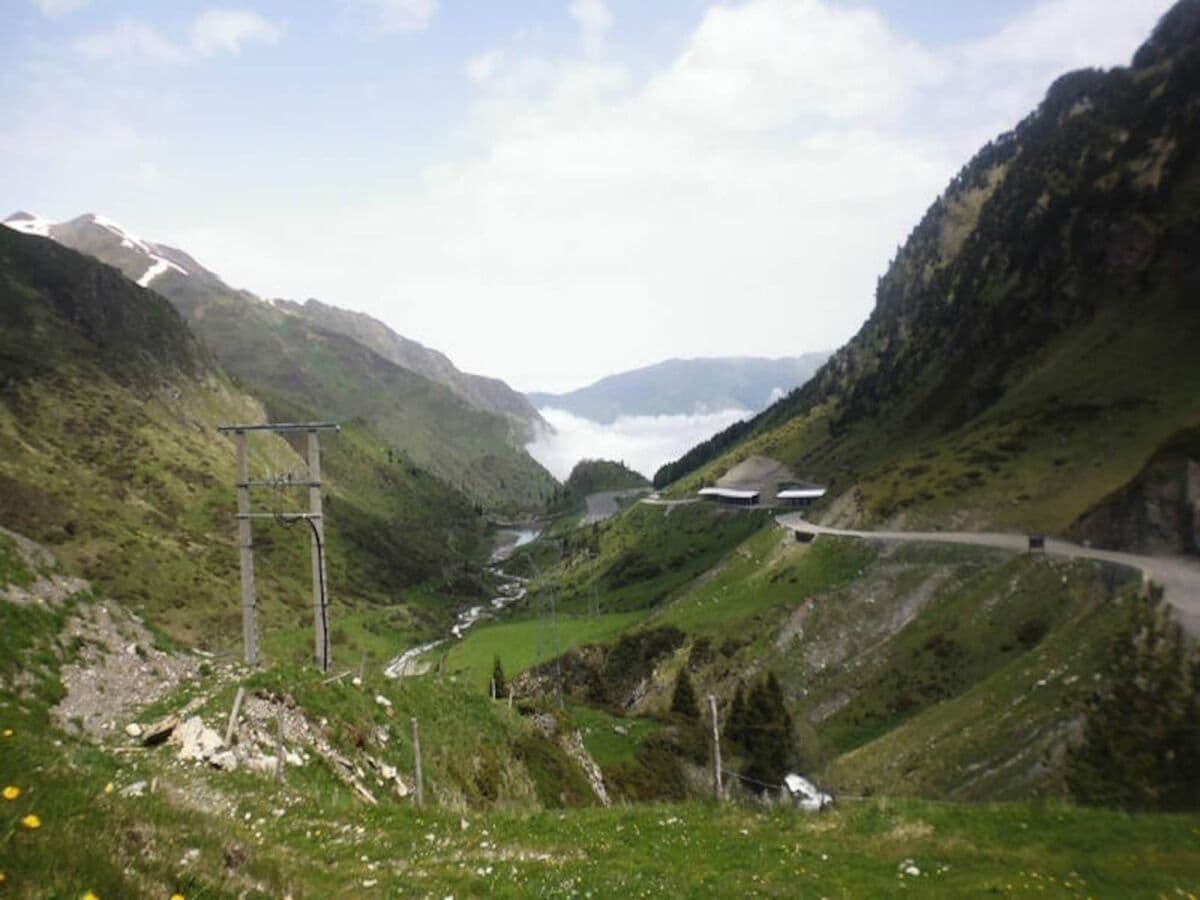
671;667;700;719
741;671;794;791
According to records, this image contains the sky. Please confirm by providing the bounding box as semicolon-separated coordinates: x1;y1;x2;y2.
0;0;1175;393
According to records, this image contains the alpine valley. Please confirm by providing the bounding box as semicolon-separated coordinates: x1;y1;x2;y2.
2;2;1199;898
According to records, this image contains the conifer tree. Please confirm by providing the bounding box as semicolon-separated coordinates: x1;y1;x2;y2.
741;671;794;790
727;683;748;750
671;667;700;719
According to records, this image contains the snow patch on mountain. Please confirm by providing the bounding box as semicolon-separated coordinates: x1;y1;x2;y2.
137;256;187;287
83;214;190;286
2;211;52;237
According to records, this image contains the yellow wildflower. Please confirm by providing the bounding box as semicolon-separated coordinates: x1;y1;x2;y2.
2;785;19;800
21;813;41;829
2;728;11;737
103;782;114;796
0;871;6;883
171;894;185;900
81;892;99;900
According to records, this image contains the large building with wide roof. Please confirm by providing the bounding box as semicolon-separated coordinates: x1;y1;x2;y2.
697;455;826;509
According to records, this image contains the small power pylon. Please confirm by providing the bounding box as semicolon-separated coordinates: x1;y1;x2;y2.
217;422;339;670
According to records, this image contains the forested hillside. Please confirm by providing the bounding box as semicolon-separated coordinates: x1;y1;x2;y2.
655;2;1200;548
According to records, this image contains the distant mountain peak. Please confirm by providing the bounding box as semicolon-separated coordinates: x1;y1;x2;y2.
528;353;830;424
6;210;197;289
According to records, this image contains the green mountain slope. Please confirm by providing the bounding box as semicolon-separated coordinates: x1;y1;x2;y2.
0;227;488;655
282;297;545;440
20;213;556;513
654;4;1200;546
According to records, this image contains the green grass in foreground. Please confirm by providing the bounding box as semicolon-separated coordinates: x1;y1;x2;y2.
444;610;648;691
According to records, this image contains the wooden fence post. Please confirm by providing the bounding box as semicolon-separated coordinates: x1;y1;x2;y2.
224;686;245;746
708;694;722;803
411;717;424;809
275;715;286;785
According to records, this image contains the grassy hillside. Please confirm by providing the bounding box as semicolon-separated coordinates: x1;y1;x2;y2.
0;228;488;659
2;553;1197;898
653;5;1200;545
450;496;1152;805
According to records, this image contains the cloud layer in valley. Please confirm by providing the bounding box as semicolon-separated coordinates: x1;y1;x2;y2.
526;406;751;481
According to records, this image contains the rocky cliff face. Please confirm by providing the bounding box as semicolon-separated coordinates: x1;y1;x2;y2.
1070;428;1200;557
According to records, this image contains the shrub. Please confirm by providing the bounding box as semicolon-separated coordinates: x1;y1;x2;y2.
1066;586;1200;810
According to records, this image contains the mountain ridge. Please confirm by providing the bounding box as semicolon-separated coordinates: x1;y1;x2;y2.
4;211;557;510
528;353;830;424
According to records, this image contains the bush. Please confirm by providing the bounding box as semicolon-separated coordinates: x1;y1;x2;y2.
1066;586;1200;810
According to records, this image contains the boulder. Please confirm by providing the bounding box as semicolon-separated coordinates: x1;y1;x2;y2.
171;716;224;762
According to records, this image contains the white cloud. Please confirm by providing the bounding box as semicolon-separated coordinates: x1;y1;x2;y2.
527;407;751;480
361;0;438;33
644;0;942;131
569;0;613;55
75;8;282;64
168;0;1175;392
189;9;282;57
33;0;89;16
965;0;1171;70
465;49;504;85
75;20;187;63
944;0;1174;125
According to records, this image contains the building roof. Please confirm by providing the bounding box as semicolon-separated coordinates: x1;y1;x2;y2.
777;488;827;500
698;487;760;500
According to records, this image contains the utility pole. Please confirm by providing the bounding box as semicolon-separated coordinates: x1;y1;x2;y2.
218;422;339;671
708;694;722;803
234;432;258;666
308;429;330;672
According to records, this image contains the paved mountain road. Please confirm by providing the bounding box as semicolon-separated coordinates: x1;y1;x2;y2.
777;513;1200;636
